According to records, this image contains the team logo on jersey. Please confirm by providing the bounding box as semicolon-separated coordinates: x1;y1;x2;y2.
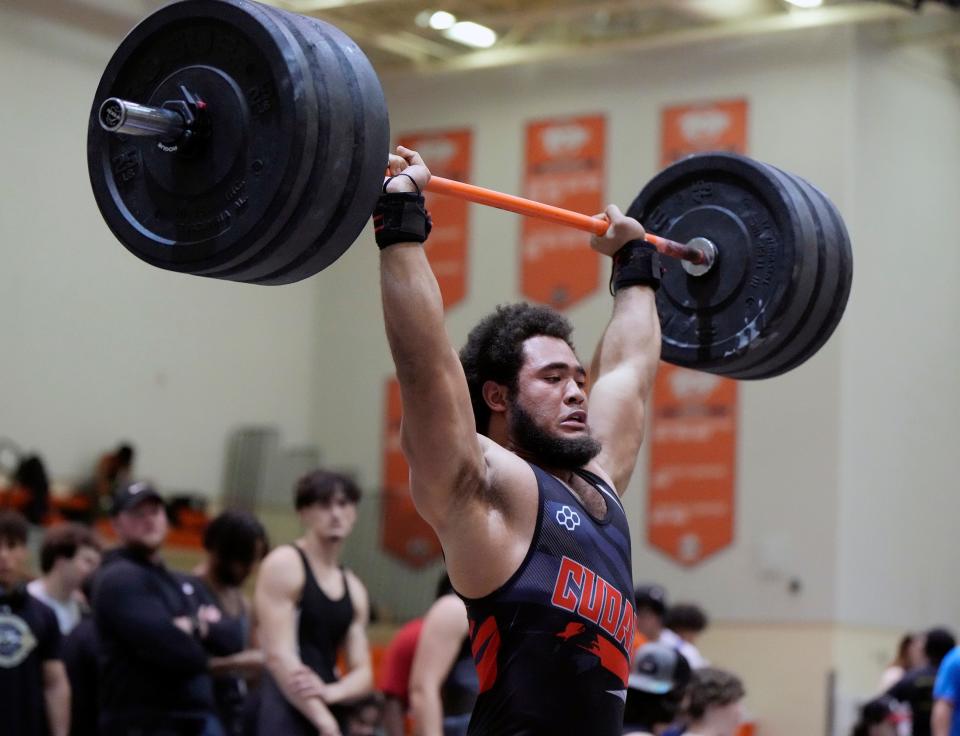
0;611;38;668
556;505;581;531
550;557;634;648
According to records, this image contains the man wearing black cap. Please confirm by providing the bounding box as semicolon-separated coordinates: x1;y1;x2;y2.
634;585;668;646
92;482;225;736
622;642;691;736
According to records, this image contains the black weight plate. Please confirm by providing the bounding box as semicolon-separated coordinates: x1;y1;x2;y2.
87;0;317;279
745;176;852;377
731;168;842;379
708;163;822;377
239;7;389;285
627;152;819;375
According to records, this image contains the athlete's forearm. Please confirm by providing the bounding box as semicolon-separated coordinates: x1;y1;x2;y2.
591;287;660;391
380;244;452;384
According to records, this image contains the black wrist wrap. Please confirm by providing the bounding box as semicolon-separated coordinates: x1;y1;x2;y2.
373;192;432;249
610;240;662;294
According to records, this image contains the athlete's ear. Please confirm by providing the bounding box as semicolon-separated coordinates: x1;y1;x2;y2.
482;381;509;415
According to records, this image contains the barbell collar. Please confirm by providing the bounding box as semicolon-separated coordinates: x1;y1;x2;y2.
98;97;186;140
680;237;718;276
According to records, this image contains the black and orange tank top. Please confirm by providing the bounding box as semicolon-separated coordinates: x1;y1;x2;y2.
462;462;635;735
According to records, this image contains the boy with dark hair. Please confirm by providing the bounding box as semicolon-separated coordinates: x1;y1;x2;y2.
0;509;71;736
28;523;102;634
255;469;372;736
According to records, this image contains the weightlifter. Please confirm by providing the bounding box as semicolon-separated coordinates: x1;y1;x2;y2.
376;146;662;734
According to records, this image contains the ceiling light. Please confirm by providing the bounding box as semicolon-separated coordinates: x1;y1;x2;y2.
428;10;457;30
784;0;823;7
443;21;497;48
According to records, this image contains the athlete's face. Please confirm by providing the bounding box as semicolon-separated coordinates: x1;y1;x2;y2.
300;488;358;543
506;336;601;469
113;498;168;552
0;539;28;588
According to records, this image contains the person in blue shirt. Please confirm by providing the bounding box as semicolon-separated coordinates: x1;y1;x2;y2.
933;646;960;736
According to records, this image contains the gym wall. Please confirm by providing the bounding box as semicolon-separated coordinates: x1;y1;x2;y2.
0;10;319;496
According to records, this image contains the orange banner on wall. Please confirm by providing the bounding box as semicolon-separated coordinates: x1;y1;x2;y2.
397;129;472;310
647;366;737;565
520;114;605;309
660;98;748;166
647;99;746;565
381;377;443;568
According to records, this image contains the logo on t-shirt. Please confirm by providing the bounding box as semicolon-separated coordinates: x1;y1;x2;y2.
0;612;38;668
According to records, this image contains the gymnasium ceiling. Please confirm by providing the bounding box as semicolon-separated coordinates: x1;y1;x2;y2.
10;0;960;76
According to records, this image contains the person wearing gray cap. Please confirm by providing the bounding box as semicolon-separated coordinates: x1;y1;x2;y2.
622;642;691;736
92;481;227;735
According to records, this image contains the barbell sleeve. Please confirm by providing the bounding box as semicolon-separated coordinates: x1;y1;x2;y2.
426;176;712;268
98;97;185;139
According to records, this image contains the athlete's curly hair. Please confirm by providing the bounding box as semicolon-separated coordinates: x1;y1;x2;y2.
459;303;575;435
684;668;745;720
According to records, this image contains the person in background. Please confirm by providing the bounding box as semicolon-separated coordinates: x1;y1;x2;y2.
662;603;710;669
93;444;135;513
852;697;900;736
408;590;478;736
932;643;960;736
190;510;269;736
93;481;224;736
10;454;51;525
28;523;102;634
887;627;956;736
61;576;100;736
0;509;71;736
883;634;924;691
380;575;455;736
255;469;373;736
634;584;669;648
622;642;692;736
682;667;746;736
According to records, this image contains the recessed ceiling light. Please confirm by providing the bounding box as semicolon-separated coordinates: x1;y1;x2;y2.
784;0;823;8
444;21;497;49
428;10;457;30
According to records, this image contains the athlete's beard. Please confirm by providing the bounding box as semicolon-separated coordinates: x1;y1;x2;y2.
509;399;601;470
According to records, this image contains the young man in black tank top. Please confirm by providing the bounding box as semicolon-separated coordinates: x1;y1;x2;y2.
255;470;373;736
377;147;661;735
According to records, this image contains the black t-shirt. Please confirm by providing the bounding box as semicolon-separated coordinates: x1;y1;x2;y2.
0;591;62;736
888;665;939;736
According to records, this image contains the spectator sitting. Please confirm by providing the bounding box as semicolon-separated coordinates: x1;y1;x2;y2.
28;523;102;634
623;642;692;736
682;667;746;736
852;697;899;736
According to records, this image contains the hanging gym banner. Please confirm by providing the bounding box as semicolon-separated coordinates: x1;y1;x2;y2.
520;114;605;310
381;377;443;568
647;99;746;565
397;129;472;311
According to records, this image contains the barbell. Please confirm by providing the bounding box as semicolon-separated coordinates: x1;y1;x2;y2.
86;0;852;380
